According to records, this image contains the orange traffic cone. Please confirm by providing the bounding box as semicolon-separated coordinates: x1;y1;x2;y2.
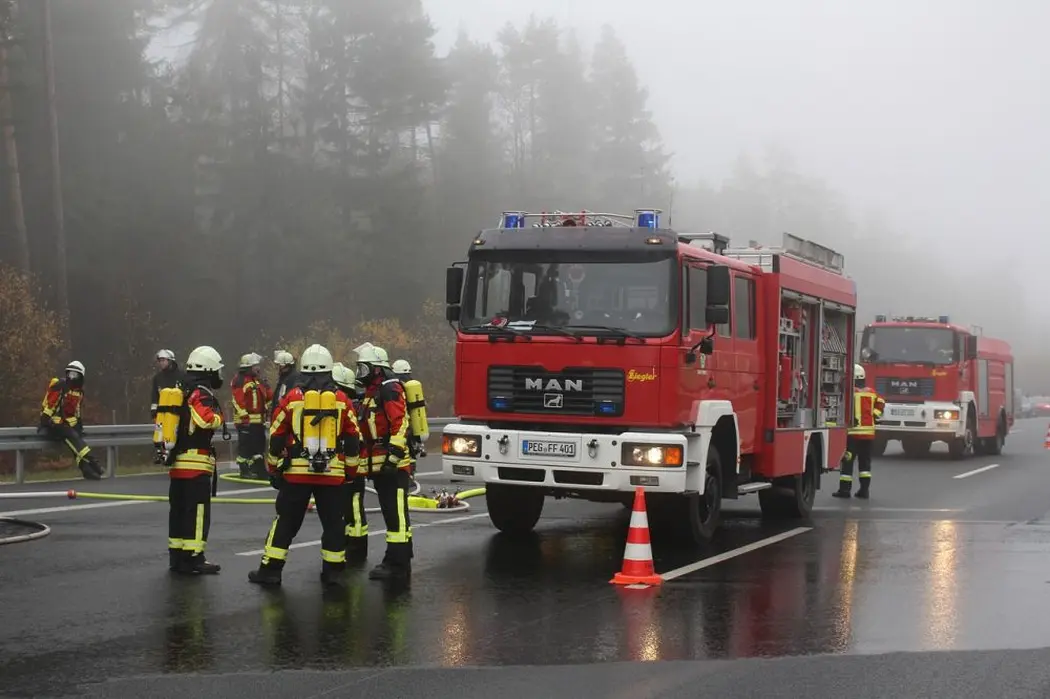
611;487;663;587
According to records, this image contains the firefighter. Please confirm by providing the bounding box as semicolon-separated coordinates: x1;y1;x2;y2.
231;352;273;480
39;360;103;480
391;359;430;483
834;364;885;499
271;349;300;421
249;344;361;588
165;346;227;575
150;349;183;464
354;342;413;581
333;362;369;564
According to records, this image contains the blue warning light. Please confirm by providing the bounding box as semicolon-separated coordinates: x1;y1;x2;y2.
635;209;659;229
597;400;618;415
490;396;511;410
938;315;950;324
502;212;526;228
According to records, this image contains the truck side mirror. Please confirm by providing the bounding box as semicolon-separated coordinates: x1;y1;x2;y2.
445;305;461;322
445;266;464;305
964;335;977;359
705;305;729;326
707;264;731;306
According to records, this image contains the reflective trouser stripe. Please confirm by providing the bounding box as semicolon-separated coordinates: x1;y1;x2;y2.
859;471;871;479
169;537;183;550
386;486;411;544
321;548;346;563
66;440;90;464
262;516;286;563
346;491;367;538
182;503;206;553
839;475;853;482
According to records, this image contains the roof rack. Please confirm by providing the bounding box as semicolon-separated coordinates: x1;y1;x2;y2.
677;232;730;254
874;315;951;324
721;232;845;275
497;209;663;229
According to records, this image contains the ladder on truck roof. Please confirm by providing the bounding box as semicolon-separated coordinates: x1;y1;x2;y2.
496;209;662;229
720;232;845;275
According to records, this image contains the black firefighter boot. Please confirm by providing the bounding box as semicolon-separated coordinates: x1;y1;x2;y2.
78;455;103;480
856;478;871;500
169;548;182;572
177;552;221;575
346;535;368;567
368;545;411;582
831;479;852;499
320;560;348;588
248;560;284;586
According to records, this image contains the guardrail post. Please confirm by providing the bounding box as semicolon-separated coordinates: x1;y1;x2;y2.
15;449;25;484
106;445;116;478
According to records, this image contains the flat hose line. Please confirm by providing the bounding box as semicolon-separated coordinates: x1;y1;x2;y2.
0;517;52;545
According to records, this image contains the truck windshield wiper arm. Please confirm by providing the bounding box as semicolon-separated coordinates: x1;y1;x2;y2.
462;324;530;341
565;324;647;342
525;324;584;341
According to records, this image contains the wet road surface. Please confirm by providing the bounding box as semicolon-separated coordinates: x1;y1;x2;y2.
3;419;1050;697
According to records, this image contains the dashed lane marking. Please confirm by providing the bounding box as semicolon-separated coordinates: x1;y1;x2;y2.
235;513;490;556
953;463;1001;480
659;526;812;582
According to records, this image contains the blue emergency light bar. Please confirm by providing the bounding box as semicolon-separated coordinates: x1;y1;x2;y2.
501;212;527;228
635;209;660;228
877;314;951;324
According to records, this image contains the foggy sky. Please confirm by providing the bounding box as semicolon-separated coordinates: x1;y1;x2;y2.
151;0;1050;294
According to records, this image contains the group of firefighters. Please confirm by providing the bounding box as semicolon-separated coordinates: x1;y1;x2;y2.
40;342;429;587
36;350;884;585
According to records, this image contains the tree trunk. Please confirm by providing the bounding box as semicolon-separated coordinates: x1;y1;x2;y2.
0;36;28;275
43;0;68;324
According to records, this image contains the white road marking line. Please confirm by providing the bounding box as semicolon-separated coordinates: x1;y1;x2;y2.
0;486;276;518
953;463;1000;480
659;526;812;582
235;512;489;556
813;506;962;513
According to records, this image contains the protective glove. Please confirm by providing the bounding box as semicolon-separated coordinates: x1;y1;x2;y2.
269;472;281;490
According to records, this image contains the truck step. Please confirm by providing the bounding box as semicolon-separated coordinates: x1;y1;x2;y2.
738;482;772;494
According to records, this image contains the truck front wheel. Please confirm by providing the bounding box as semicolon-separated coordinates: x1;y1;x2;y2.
683;446;723;544
949;414;976;460
486;483;545;536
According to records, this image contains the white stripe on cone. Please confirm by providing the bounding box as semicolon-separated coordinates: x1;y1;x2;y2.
628;509;648;528
623;541;653;561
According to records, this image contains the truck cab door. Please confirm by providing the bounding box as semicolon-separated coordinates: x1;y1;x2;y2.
679;263;734;424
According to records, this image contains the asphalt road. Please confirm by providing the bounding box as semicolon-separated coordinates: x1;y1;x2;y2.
3;419;1050;698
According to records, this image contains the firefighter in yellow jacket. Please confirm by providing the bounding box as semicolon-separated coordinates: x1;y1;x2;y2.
834;364;885;500
391;358;429;484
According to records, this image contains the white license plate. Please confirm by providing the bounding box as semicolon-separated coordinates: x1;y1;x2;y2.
522;439;577;458
889;407;915;417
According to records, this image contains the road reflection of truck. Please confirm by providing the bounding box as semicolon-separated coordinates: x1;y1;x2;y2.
859;315;1014;458
441;209;857;544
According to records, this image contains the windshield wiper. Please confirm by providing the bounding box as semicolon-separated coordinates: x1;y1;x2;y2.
462;324;531;342
525;324;584;341
566;324;647;343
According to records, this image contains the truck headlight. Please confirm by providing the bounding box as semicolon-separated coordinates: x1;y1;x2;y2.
934;410;959;420
442;434;481;457
621;443;684;467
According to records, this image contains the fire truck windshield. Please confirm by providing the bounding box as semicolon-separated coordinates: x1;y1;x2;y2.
861;326;958;365
460;253;676;337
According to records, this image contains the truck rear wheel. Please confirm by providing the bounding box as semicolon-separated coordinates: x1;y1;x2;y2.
759;441;818;519
486;483;545;536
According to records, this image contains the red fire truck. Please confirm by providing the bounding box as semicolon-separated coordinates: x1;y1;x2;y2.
441;209;858;543
859;315;1014;459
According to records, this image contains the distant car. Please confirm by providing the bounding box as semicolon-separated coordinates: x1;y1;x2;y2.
1028;397;1050;418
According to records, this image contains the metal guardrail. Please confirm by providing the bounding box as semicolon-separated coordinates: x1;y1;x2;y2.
0;418;456;484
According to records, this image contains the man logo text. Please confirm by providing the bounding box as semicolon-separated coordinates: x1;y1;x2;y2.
525;378;583;392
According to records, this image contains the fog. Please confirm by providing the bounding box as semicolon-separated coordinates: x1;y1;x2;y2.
0;0;1045;429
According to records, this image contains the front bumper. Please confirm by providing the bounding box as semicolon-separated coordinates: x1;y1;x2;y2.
876;402;964;440
441;423;694;494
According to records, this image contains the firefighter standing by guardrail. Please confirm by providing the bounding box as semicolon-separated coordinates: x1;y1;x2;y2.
231;352;273;480
150;349;183;464
391;359;429;487
834;364;885;500
160;346;227;575
248;344;362;588
354;343;413;582
38;360;103;480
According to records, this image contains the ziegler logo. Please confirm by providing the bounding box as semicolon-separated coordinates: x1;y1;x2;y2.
524;378;583;392
627;369;657;382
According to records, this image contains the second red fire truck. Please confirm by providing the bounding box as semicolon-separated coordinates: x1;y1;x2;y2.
441;209;859;543
859;315;1014;459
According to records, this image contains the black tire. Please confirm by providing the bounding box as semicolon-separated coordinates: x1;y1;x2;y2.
759;442;818;519
983;417;1005;456
485;483;544;536
901;439;932;458
949;414;976;460
684;447;723;544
